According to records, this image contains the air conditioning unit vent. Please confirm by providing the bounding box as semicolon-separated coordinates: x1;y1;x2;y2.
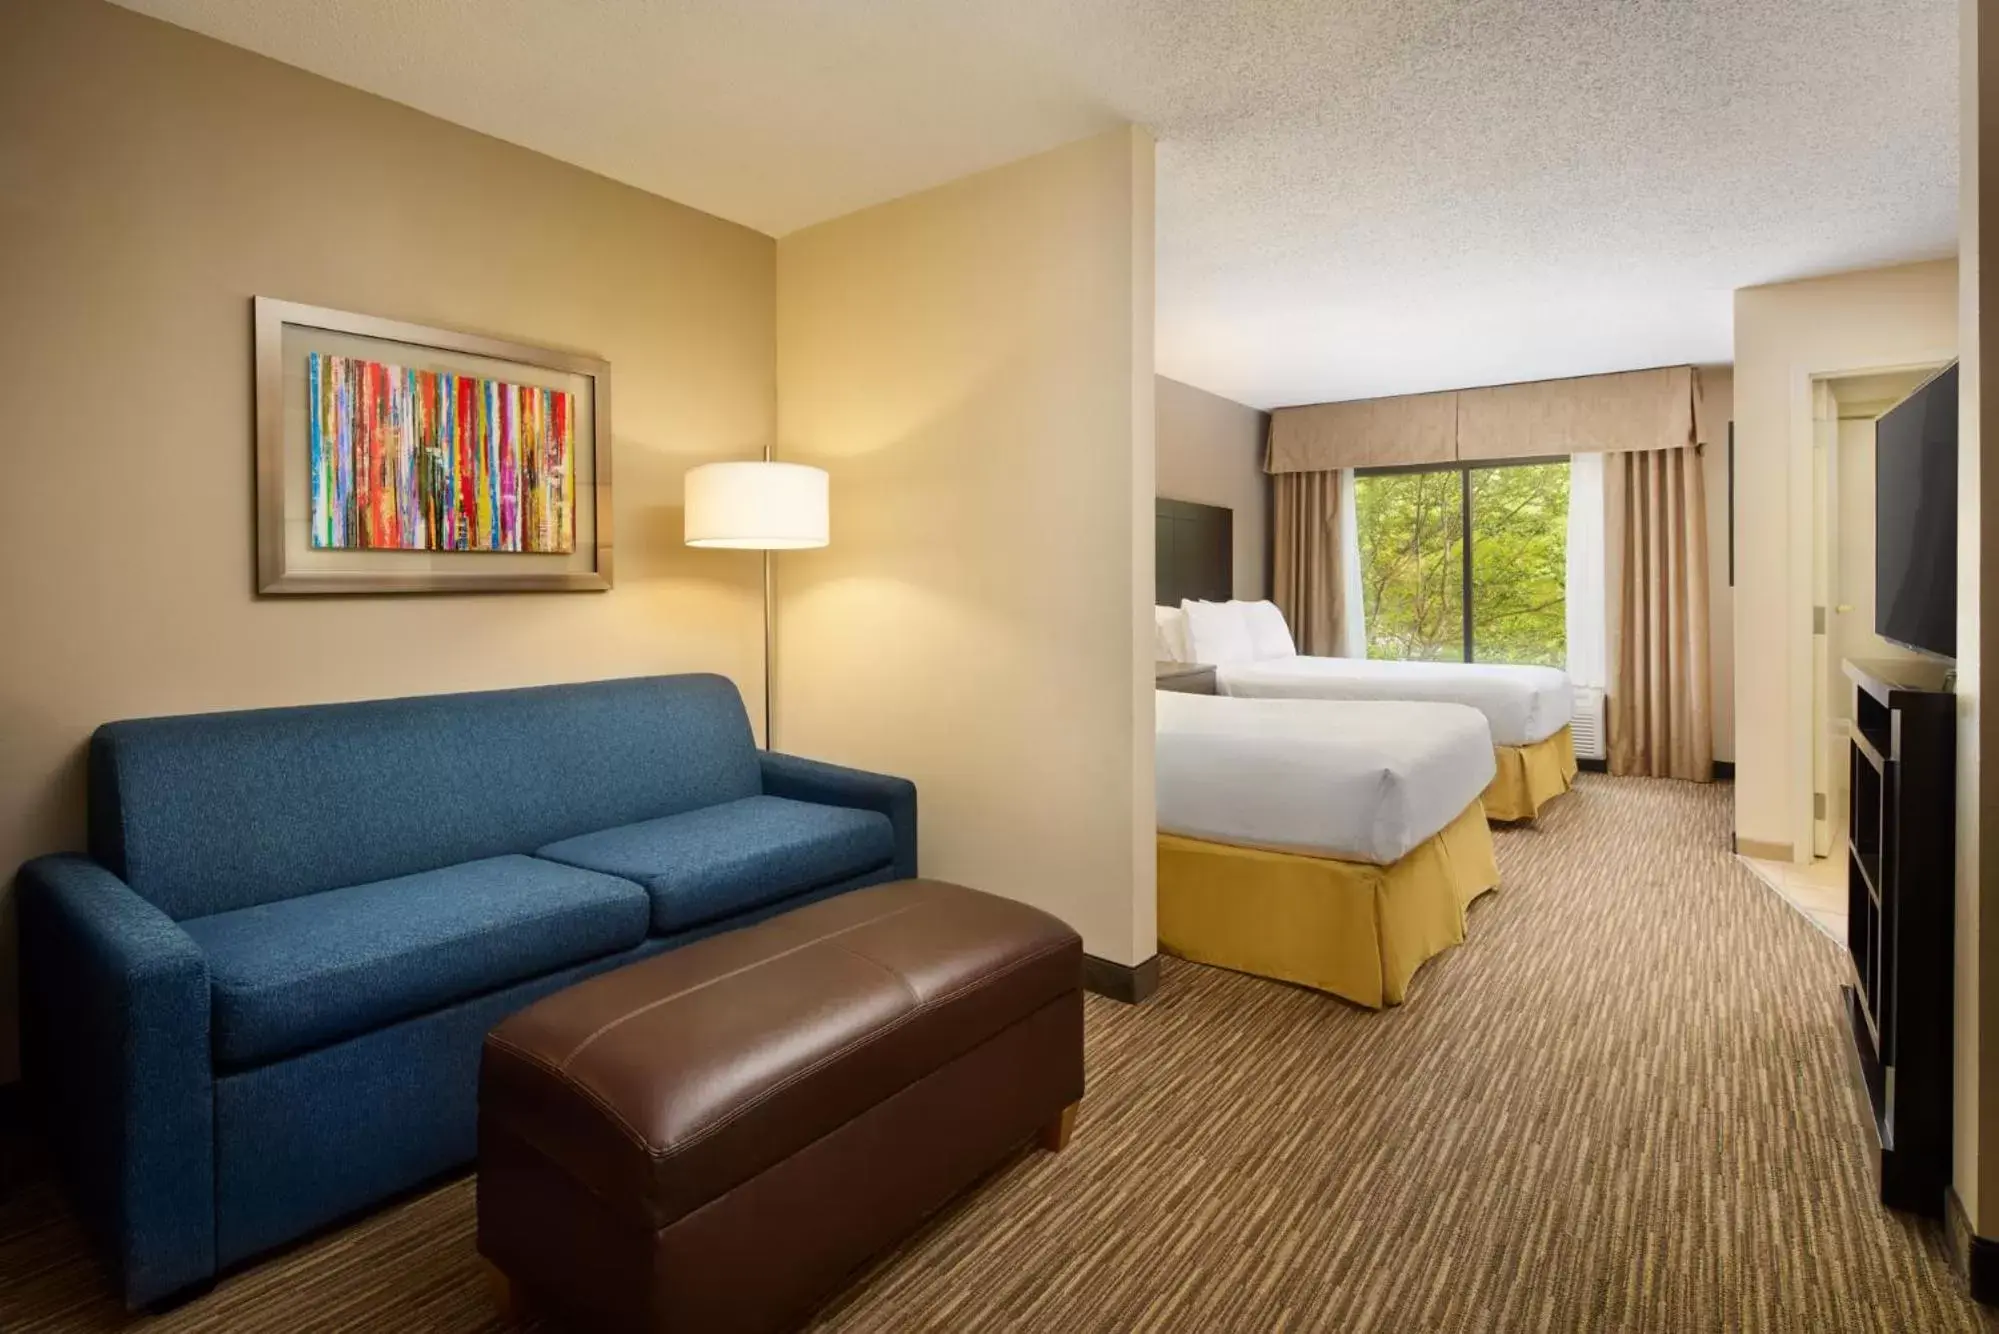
1570;686;1607;761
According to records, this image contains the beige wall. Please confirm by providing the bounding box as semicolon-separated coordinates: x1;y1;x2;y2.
774;128;1158;966
1731;261;1958;860
1155;377;1271;599
0;0;778;1080
1698;366;1736;763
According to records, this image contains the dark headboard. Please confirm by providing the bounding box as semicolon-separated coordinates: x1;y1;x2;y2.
1156;498;1233;606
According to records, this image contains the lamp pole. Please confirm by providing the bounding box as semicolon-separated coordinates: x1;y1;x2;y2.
762;442;774;749
763;545;775;749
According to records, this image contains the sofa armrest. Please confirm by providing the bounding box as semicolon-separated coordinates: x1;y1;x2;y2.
759;752;918;879
16;854;214;1306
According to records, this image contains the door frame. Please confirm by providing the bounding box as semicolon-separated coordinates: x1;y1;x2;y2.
1786;353;1955;864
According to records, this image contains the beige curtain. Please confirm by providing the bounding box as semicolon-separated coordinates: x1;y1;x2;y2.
1610;447;1712;780
1273;470;1344;655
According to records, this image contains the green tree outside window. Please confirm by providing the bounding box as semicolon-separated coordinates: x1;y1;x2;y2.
1354;462;1568;667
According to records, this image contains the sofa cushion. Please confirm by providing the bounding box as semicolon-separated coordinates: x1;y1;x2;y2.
92;674;762;920
536;796;896;934
183;855;649;1068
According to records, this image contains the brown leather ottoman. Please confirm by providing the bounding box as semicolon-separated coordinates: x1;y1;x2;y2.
476;878;1084;1333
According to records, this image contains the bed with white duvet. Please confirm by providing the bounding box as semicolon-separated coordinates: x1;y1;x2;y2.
1161;598;1571;747
1155;690;1496;864
1216;655;1571;748
1152;688;1502;1008
1160;599;1578;821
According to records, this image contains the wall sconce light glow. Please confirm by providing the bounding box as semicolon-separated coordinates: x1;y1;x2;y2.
684;461;830;549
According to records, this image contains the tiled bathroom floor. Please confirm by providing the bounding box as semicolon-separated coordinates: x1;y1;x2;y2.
1741;851;1847;944
1740;804;1849;945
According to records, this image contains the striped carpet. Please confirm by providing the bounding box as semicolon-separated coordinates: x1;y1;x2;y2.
0;776;1989;1332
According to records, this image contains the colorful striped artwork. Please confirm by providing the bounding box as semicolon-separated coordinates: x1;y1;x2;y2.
306;352;575;553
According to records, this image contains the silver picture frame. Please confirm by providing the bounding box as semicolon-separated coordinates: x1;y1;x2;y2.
252;297;613;594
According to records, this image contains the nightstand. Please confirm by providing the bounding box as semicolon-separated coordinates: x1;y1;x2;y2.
1155;662;1217;694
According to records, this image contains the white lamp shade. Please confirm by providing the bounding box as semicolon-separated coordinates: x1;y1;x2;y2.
683;461;829;549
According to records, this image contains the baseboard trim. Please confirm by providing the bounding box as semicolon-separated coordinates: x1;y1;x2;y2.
1083;953;1160;1005
1575;758;1731;779
1733;836;1793;862
1948;1186;1999;1304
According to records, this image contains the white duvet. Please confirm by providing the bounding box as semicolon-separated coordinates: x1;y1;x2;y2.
1155;692;1497;865
1215;656;1572;748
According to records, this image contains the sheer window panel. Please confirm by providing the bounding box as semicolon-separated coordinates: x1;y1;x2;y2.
1338;467;1367;657
1566;452;1608;689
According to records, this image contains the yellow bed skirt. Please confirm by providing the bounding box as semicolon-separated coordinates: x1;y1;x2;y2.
1157;800;1500;1009
1480;726;1579;822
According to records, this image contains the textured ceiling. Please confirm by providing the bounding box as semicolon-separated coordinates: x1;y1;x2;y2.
113;0;1958;409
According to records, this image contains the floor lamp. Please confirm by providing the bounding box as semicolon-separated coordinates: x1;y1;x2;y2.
683;456;830;748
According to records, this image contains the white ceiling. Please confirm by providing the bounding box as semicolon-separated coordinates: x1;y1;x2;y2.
115;0;1959;410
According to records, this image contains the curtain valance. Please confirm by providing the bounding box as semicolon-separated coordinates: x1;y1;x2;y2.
1264;390;1457;472
1266;366;1699;473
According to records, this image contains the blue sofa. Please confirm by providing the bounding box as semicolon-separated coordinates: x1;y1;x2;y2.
15;674;916;1307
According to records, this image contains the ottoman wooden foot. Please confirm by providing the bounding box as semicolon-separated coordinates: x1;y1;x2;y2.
484;1260;531;1324
1040;1101;1079;1152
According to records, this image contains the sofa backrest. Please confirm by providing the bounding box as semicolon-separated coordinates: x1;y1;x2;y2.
89;674;762;920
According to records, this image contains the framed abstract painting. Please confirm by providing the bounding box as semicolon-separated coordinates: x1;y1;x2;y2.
252;297;612;594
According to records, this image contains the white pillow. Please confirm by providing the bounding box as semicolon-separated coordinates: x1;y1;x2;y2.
1240;600;1298;660
1154;606;1192;663
1180;599;1255;666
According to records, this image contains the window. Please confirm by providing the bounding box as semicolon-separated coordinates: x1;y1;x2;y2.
1352;467;1464;661
1353;460;1568;666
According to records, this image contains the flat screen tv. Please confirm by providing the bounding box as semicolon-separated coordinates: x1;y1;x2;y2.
1875;362;1958;659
